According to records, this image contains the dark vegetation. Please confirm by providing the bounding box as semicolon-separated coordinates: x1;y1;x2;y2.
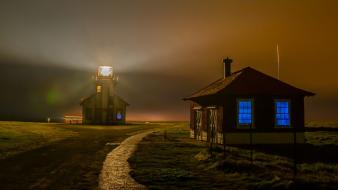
0;121;161;190
129;124;338;190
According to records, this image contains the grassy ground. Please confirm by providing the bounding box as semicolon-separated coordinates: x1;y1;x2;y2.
306;121;338;128
129;123;338;190
0;122;77;159
305;131;338;145
0;121;165;189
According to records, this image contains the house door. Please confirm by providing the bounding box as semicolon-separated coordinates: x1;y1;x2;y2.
194;110;202;140
207;108;217;144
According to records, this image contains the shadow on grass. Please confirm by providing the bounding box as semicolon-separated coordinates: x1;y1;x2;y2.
129;128;338;190
233;144;338;164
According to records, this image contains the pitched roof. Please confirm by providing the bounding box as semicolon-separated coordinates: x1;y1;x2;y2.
110;95;130;106
80;94;129;106
184;67;315;100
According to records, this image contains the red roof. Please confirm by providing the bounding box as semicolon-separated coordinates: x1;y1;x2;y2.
184;67;315;100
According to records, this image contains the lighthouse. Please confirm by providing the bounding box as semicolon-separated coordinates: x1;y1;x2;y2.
81;66;128;125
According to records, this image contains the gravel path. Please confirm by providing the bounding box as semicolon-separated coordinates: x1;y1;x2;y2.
99;130;156;190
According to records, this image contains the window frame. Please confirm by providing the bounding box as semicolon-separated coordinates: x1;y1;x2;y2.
207;107;218;142
194;108;202;127
236;98;254;129
116;110;123;120
193;108;203;140
96;85;102;93
274;99;292;128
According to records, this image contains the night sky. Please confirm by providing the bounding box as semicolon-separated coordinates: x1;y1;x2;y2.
0;0;337;121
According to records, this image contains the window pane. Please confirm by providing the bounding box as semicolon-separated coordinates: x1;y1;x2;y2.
96;85;102;93
116;111;123;120
275;100;290;127
238;100;252;125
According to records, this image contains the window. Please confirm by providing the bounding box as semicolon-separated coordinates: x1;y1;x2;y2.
207;108;217;143
194;109;202;140
116;111;123;120
237;99;253;127
207;108;217;131
275;100;290;127
96;85;102;93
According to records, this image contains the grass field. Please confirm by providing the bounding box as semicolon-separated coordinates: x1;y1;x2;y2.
1;121;337;189
306;121;338;128
129;123;338;190
0;121;165;189
0;122;77;159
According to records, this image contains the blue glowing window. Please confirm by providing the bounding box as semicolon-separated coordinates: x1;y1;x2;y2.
275;100;290;127
238;100;253;125
116;112;122;120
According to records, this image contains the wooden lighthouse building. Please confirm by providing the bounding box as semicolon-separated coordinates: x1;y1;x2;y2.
183;58;315;144
81;66;128;125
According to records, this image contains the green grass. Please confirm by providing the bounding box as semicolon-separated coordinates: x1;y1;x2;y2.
129;123;338;190
1;121;337;189
0;121;170;159
0;121;77;159
0;121;169;189
306;121;338;128
305;131;338;145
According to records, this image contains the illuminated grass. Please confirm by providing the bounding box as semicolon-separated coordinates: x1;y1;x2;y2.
0;122;77;159
0;121;162;159
129;123;338;190
306;121;338;128
305;131;338;145
0;121;166;189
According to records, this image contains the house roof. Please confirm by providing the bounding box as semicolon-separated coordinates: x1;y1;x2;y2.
80;94;129;106
184;67;315;100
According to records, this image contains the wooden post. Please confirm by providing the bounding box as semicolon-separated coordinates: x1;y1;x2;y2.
191;106;197;140
250;123;253;164
223;129;226;158
208;109;214;156
293;126;297;180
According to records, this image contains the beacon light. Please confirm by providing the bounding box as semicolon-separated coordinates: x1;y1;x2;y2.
98;66;113;77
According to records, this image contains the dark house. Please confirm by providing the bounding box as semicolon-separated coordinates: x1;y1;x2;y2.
81;66;128;125
183;58;315;144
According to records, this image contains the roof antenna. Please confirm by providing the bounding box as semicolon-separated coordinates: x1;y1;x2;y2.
277;43;280;80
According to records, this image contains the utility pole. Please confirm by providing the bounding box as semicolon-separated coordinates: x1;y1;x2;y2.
293;125;297;180
277;44;280;80
250;123;253;164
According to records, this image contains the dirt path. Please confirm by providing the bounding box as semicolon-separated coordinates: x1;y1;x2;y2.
99;130;157;190
0;125;157;190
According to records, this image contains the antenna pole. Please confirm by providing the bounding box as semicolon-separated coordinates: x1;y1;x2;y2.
277;44;280;79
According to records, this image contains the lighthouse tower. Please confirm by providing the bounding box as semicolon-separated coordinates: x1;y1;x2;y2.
81;66;128;125
95;66;117;121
